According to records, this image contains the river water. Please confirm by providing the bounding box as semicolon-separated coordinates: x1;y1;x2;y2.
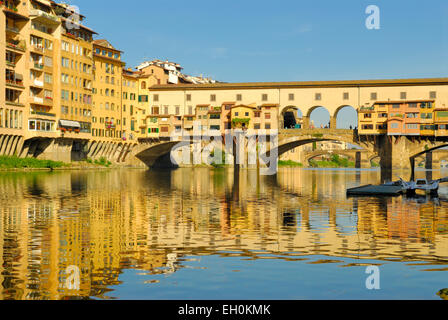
0;168;447;300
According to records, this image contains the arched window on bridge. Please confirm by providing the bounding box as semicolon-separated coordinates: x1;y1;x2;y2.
335;105;358;129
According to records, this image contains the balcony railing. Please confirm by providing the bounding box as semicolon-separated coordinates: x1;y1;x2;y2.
30;96;44;104
6;40;26;52
6;61;16;68
29;9;59;24
3;3;18;13
31;111;56;117
5;79;24;88
33;79;44;87
6;25;19;33
105;122;116;129
31;45;45;53
32;63;44;70
360;106;375;111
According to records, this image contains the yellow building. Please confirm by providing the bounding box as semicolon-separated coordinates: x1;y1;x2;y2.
91;39;125;142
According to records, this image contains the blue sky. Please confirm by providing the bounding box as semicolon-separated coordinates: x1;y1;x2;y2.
67;0;448;127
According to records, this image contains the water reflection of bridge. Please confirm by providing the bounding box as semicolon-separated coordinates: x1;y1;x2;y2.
0;169;446;299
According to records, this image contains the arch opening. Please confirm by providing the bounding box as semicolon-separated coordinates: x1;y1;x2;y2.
281;106;303;129
308;106;330;129
335;105;358;129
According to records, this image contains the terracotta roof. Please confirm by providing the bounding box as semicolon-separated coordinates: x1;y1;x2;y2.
231;104;257;110
93;39;122;52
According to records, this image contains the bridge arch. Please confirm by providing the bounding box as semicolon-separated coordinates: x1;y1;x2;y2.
334;105;358;129
307;106;331;129
280;105;304;129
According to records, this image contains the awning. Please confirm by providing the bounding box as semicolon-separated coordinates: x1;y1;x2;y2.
59;120;80;128
15;73;23;81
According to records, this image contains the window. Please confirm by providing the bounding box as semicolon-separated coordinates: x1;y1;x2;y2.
364;113;372;118
210;94;216;102
265;123;271;129
139;95;148;102
254;123;261;129
409;103;417;108
390;123;399;129
254;111;261;118
175;106;180;115
265;113;271;119
392;104;400;109
343;92;349;100
141;81;146;89
400;92;407;100
153;94;159;102
236;94;242;101
430;91;437;99
407;124;418;129
186;94;191;101
315;93;321;101
370;92;377;100
262;94;268;101
288;94;294;101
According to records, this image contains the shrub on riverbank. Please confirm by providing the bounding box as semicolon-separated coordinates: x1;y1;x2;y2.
278;160;303;167
0;156;66;169
309;154;355;168
93;157;112;167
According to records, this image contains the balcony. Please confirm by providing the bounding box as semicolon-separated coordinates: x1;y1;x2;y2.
29;9;60;25
105;122;116;129
31;44;45;54
6;40;26;52
31;62;44;71
5;78;24;89
6;25;19;33
6;61;16;68
6;100;24;107
31;96;44;104
31;79;44;87
30;111;56;117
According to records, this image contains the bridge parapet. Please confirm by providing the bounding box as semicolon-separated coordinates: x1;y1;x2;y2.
279;129;355;136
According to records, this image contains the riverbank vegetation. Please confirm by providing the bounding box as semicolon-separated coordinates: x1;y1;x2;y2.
0;156;66;169
278;160;304;167
85;157;112;167
309;155;355;168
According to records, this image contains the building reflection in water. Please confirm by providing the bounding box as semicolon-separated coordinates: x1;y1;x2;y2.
0;168;446;299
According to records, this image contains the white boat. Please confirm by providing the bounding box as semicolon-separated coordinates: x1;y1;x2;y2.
384;178;441;195
408;179;439;193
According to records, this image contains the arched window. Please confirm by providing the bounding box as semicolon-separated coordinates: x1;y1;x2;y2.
141;81;146;89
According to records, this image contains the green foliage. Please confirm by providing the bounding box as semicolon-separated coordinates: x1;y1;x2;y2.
94;157;112;167
0;156;65;169
371;161;380;167
232;118;250;127
278;160;303;167
309;154;355;168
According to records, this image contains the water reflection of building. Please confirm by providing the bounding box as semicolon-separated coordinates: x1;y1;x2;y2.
0;169;446;299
